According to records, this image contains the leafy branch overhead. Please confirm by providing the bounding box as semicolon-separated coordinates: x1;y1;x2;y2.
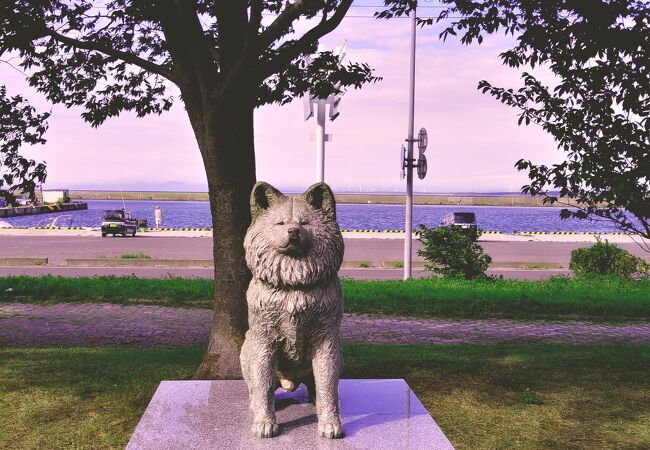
0;86;48;205
431;0;650;241
380;1;649;242
1;1;379;127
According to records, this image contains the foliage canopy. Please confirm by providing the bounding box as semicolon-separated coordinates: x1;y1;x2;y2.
0;86;48;205
0;0;380;205
2;1;378;125
382;0;650;242
441;0;650;241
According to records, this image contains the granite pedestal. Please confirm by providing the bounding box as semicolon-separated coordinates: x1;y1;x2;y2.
127;379;454;450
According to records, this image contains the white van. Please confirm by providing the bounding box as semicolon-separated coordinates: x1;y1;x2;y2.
440;212;477;230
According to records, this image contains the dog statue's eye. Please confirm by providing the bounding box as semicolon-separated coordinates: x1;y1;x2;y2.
299;220;309;225
275;221;285;225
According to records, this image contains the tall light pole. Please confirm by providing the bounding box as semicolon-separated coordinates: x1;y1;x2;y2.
304;42;346;183
315;102;327;182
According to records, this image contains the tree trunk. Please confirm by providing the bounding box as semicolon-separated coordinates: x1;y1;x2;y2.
193;90;256;379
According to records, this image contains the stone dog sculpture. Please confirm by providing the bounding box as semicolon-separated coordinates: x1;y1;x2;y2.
240;181;345;439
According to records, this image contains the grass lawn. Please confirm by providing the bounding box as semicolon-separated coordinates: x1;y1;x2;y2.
0;344;648;449
2;275;650;321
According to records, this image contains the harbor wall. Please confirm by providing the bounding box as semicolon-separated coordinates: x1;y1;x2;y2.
68;190;573;207
0;202;88;218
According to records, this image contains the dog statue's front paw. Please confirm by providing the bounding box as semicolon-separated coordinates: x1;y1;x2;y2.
252;420;279;438
318;417;344;439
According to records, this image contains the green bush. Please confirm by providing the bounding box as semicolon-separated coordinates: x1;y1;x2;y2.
416;225;492;279
570;239;649;279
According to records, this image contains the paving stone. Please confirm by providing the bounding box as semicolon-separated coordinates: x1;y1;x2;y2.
0;303;649;348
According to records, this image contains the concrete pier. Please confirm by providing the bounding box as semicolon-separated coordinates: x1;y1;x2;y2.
0;202;87;218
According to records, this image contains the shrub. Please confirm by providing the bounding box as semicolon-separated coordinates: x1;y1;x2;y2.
417;225;492;279
570;240;649;279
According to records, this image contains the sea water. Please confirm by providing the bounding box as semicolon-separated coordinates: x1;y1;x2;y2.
2;199;621;233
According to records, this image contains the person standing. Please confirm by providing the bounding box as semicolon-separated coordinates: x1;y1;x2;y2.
154;205;163;229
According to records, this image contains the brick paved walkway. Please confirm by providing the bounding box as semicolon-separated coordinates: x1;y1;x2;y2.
1;303;649;348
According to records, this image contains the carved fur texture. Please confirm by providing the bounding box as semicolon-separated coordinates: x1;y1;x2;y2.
240;181;345;439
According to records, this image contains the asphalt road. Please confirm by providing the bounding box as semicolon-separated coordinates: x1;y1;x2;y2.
0;234;646;280
1;235;648;264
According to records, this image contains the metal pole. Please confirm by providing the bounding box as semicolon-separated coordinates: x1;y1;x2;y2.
404;8;417;280
316;101;326;182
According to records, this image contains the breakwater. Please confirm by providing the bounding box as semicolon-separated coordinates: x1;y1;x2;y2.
68;190;571;207
0;202;88;218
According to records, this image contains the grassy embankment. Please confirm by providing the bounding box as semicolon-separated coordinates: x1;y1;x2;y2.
1;275;649;320
0;344;648;449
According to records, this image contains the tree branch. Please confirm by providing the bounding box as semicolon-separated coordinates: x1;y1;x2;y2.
246;0;264;49
167;0;220;86
37;25;177;84
215;0;263;95
258;0;313;49
258;0;353;82
211;1;261;99
155;0;221;146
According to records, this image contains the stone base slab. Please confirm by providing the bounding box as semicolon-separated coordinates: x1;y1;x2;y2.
127;379;454;450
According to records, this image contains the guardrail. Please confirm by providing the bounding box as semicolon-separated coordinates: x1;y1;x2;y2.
0;226;630;235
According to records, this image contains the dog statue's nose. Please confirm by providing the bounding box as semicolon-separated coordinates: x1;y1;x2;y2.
288;227;299;238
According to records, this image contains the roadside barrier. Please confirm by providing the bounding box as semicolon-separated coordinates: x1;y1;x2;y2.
340;229;504;234
7;227;629;235
141;227;212;232
518;231;626;235
30;226;86;230
340;229;381;233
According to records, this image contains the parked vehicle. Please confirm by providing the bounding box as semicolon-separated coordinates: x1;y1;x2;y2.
101;209;137;237
440;212;477;230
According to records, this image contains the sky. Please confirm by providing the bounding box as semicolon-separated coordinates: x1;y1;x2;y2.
1;3;562;194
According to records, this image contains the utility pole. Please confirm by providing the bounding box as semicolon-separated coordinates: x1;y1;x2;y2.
401;8;428;280
404;8;417;280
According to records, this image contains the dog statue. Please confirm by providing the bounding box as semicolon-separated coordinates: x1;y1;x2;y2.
240;181;345;439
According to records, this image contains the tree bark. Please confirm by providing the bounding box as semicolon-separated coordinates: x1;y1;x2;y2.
192;88;256;379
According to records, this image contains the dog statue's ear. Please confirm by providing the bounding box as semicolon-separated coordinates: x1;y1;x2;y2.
304;182;336;220
251;182;285;221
